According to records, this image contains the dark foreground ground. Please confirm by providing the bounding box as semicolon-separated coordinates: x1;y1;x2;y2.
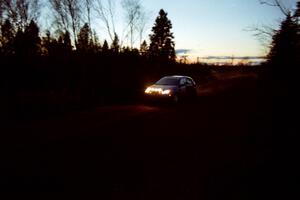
0;73;275;199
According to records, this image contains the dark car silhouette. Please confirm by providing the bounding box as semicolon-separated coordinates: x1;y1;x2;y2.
145;75;197;103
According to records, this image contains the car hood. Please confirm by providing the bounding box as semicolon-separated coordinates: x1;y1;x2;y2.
150;85;178;90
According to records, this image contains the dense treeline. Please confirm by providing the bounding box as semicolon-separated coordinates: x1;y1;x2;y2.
0;0;299;117
267;8;300;82
262;2;300;99
0;2;209;116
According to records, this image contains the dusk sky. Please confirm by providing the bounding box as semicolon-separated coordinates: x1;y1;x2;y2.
139;0;298;60
41;0;297;62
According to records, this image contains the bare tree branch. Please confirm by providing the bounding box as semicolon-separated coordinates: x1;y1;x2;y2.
252;0;297;53
107;0;116;36
94;0;115;42
0;0;41;30
16;0;30;28
245;23;277;56
49;0;81;45
259;0;290;16
64;0;81;45
49;0;70;32
122;0;143;49
136;10;150;46
84;0;94;29
246;25;276;37
259;0;277;6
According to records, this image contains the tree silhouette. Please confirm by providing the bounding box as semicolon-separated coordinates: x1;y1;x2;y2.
42;30;55;56
84;0;94;30
259;0;290;16
0;0;41;31
149;9;175;62
42;30;72;58
77;23;91;52
91;30;101;53
140;40;148;56
65;0;81;46
94;0;116;42
111;33;120;54
102;39;109;53
24;20;41;57
122;0;143;49
267;12;300;92
49;0;70;32
13;29;25;57
13;20;40;58
49;0;81;46
63;31;72;53
268;14;299;66
295;2;300;20
1;19;15;55
137;9;149;46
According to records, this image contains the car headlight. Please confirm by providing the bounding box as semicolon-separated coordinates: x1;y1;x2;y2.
145;87;162;93
162;89;171;95
145;87;152;94
145;87;171;95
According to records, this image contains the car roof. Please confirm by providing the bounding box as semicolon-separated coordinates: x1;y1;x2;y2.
163;75;193;80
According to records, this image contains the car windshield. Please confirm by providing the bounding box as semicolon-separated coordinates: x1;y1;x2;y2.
156;77;179;85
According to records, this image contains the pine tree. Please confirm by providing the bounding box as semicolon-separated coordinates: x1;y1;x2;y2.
1;19;15;55
77;23;91;52
102;39;109;53
24;20;41;57
111;33;120;53
63;31;72;52
268;14;299;66
149;9;175;62
92;30;101;53
41;30;51;56
14;20;41;57
267;13;300;90
140;40;148;55
14;29;25;57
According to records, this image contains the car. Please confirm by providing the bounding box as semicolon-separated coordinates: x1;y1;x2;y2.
144;75;197;103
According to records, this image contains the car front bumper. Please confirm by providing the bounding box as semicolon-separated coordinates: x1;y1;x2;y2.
144;93;174;102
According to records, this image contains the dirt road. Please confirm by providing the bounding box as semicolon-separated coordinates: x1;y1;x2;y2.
0;73;273;199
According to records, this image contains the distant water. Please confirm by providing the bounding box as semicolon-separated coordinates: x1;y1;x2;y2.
178;56;266;65
200;57;266;65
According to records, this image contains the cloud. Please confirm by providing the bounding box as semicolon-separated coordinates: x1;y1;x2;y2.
176;49;193;55
203;56;266;60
